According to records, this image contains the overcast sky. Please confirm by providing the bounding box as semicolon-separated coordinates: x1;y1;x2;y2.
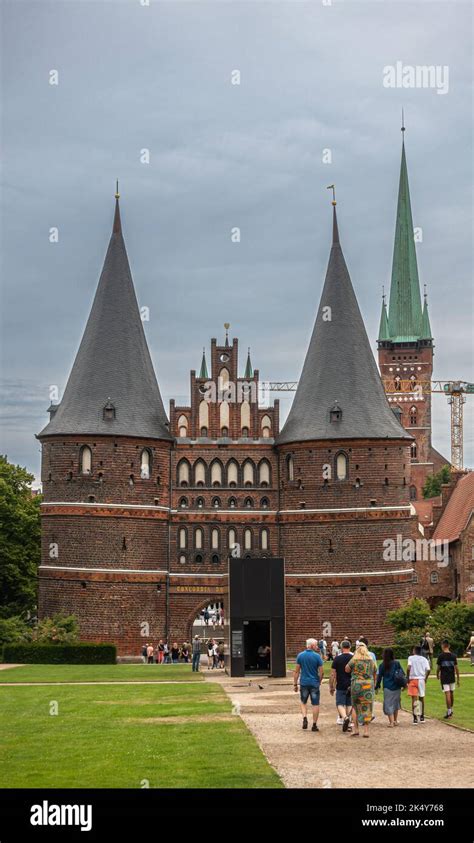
1;0;472;484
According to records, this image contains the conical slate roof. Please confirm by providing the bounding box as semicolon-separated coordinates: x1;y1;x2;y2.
277;207;412;445
39;196;171;440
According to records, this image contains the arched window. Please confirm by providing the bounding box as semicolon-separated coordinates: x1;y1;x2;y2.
211;528;220;550
177;460;190;486
228;497;237;509
178;528;187;549
261;497;269;509
411;443;417;459
210;460;223;486
227;460;238;487
410;485;417;501
244;528;252;550
140;448;151;479
200;427;208;437
80;446;92;475
241;426;250;438
219;400;229;434
286;454;294;481
212;497;221;509
199;400;209;431
241;400;250;433
335;452;348;481
179;497;188;509
430;571;439;584
261;528;269;551
194;459;206;486
259;460;271;486
179;554;186;565
410;406;417;426
178;415;188;438
194;528;203;550
244;497;254;509
243;460;254;486
228;528;237;549
196;497;204;509
261;415;271;438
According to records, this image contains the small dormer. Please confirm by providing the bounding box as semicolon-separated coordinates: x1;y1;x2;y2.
103;399;116;421
391;405;403;424
47;403;59;420
329;401;342;423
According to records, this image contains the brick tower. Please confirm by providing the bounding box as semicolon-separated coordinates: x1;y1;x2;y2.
37;191;173;651
277;202;416;653
377;129;448;502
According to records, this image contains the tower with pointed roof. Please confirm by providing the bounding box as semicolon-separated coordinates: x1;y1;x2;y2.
37;192;173;651
277;201;415;651
377;128;449;502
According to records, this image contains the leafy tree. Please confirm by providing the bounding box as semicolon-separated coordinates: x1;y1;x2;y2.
0;455;41;618
422;464;451;499
0;614;31;645
29;613;79;644
387;598;431;633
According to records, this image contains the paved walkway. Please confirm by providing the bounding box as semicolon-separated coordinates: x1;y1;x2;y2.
206;672;474;789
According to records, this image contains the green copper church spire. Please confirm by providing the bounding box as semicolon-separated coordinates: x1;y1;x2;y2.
378;291;390;341
421;289;432;339
244;348;253;379
385;127;424;342
199;348;209;379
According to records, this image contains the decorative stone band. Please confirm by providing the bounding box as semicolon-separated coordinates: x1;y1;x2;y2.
41;502;169;520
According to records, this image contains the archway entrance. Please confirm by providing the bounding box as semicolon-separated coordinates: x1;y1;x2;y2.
188;600;228;670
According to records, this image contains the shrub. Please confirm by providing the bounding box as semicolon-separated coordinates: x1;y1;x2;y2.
387;598;431;633
2;643;116;664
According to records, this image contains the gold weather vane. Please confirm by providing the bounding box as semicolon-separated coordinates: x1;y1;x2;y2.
327;184;336;205
115;179;120;199
224;322;230;344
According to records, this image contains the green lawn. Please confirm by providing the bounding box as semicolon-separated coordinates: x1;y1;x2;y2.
401;676;474;731
0;663;202;683
0;671;282;788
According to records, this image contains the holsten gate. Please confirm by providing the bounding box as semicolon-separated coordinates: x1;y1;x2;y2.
38;137;443;659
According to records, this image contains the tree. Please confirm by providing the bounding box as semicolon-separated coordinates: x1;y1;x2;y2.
387;598;431;633
422;464;451;499
0;455;41;618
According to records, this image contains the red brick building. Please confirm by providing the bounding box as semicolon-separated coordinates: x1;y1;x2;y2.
37;174;421;656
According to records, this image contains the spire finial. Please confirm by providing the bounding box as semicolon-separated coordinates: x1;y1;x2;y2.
115;179;120;199
327;184;336;205
224;322;230;347
401;108;405;134
382;284;386;304
424;284;428;303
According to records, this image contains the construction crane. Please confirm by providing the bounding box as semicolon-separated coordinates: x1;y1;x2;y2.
266;380;474;470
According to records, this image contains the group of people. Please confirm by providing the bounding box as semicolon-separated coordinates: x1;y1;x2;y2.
205;637;225;670
200;606;225;627
294;635;461;736
141;640;191;665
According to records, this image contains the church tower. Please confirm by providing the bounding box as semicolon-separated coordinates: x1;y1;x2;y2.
37;190;172;651
378;128;447;502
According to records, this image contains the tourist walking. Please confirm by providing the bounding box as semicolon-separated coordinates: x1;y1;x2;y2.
420;630;434;667
141;643;147;664
146;643;154;664
345;642;377;737
157;640;165;664
171;642;180;664
163;642;171;664
217;640;225;669
192;635;201;672
330;639;353;731
331;640;340;660
436;639;460;719
359;636;377;663
467;632;474;665
407;645;430;723
293;639;324;732
181;642;190;663
375;648;406;727
206;637;214;669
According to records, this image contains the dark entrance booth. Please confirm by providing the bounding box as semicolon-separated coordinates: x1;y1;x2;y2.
228;557;285;677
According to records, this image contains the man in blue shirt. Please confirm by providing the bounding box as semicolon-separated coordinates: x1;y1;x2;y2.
294;638;324;732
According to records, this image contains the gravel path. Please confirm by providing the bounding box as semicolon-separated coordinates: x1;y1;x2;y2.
206;672;474;789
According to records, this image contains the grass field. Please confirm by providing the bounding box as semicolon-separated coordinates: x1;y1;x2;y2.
0;667;282;788
400;676;474;731
0;663;202;683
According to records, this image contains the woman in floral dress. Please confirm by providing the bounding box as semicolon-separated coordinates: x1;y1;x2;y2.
345;642;377;737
